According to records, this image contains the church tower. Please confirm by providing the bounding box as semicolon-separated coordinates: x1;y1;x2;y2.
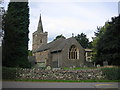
32;14;48;52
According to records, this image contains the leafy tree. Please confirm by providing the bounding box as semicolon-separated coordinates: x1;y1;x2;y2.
0;6;5;45
53;34;66;41
92;22;109;64
75;33;91;48
2;1;31;68
93;15;120;66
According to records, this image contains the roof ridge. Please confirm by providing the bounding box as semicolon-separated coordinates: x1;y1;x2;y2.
34;37;66;53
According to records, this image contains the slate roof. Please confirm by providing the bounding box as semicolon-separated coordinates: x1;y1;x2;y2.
34;37;77;53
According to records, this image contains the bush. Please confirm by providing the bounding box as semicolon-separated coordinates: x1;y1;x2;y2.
2;67;20;80
101;67;120;80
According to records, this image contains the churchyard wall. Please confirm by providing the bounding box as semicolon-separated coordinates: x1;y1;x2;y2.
16;68;104;80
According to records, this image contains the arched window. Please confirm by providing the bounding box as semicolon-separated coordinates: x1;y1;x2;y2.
69;45;79;59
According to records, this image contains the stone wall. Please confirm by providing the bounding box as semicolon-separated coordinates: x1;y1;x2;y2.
17;68;104;80
61;38;85;67
35;50;49;63
28;56;36;66
32;31;48;52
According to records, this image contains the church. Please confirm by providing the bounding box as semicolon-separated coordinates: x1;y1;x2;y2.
32;15;86;68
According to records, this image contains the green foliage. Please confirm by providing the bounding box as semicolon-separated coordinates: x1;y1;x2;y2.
2;67;19;80
92;15;120;65
101;67;120;80
75;33;92;49
53;34;66;41
2;2;31;68
92;23;110;63
28;50;32;56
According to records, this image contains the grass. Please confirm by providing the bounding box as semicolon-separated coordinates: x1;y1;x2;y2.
63;67;95;70
3;79;120;82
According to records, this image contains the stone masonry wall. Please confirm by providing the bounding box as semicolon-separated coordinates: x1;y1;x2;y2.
35;50;49;63
17;69;105;80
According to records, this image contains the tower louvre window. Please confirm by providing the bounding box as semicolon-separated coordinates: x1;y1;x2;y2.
40;39;42;43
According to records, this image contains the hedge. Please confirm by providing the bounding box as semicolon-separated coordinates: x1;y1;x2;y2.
101;67;120;80
2;67;19;80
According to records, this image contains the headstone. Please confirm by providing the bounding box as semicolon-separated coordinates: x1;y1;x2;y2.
73;66;76;68
70;67;73;69
46;66;51;70
103;61;108;66
93;62;96;67
96;64;100;68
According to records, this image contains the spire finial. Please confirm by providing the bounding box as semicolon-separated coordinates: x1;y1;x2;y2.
37;13;43;32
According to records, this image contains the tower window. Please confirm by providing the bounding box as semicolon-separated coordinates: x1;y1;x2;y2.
69;45;79;59
40;39;42;43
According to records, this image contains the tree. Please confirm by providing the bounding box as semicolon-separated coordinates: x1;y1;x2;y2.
75;33;91;48
0;6;5;46
92;22;109;64
53;34;66;41
2;1;31;68
93;15;120;66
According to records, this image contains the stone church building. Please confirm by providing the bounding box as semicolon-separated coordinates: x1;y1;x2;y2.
32;15;86;68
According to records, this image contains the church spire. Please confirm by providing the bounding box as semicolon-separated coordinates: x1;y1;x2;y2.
37;14;43;32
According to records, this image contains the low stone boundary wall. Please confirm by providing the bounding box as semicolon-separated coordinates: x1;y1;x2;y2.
17;68;104;80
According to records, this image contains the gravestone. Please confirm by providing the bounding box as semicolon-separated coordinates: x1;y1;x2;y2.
96;64;100;68
103;61;108;66
46;66;51;70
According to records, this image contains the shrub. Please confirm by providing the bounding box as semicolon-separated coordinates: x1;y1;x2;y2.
2;67;20;80
101;67;120;80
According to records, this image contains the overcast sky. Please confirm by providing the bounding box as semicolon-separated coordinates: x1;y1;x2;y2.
2;0;119;50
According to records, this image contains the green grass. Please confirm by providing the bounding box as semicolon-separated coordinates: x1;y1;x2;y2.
3;79;120;82
63;67;95;70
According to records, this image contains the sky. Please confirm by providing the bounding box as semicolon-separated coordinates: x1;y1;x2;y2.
1;0;119;50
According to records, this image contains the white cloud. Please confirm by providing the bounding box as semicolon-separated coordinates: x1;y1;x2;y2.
29;0;119;2
2;1;118;50
28;2;118;50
